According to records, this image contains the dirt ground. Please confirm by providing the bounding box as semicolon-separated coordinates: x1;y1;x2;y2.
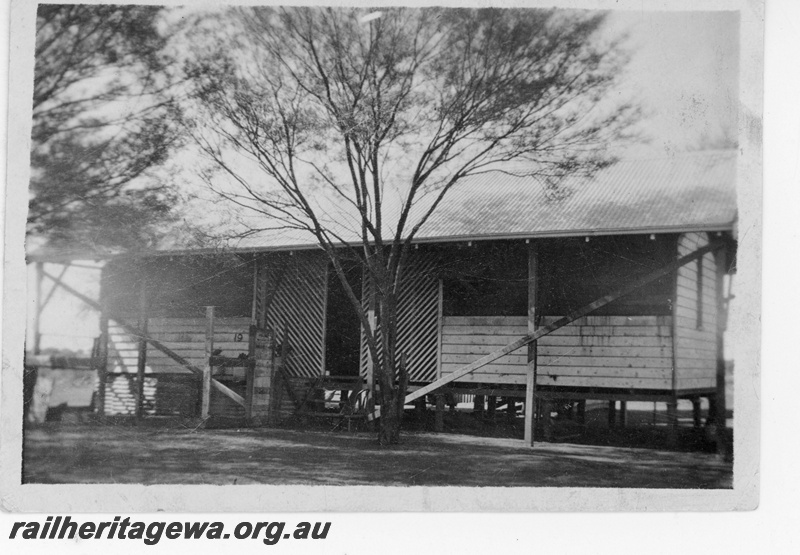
22;410;732;488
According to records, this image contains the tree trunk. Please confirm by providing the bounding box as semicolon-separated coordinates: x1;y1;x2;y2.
375;351;409;445
368;280;409;445
378;392;402;445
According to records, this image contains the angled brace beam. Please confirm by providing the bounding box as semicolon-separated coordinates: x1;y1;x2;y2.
367;241;723;421
40;270;245;407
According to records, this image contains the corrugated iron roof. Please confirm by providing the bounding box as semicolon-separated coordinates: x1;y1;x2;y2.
28;150;738;261
413;149;736;241
230;150;737;252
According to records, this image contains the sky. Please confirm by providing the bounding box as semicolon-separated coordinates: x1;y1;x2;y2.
608;10;739;156
25;7;741;354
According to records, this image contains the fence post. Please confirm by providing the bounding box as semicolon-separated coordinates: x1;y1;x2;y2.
201;306;215;420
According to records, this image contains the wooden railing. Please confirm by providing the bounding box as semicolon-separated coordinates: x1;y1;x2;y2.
40;271;245;408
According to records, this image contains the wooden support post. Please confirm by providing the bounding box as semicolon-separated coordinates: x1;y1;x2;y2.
250;257;259;326
473;395;485;415
577;400;586;425
201;306;215;420
506;398;516;420
524;243;539;446
487;395;497;420
320;264;329;377
94;267;108;419
541;399;554;441
607;400;616;428
368;242;724;423
707;395;718;427
435;394;445;432
135;282;148;421
33;262;44;355
692;398;703;429
714;248;730;460
415;397;426;420
245;325;256;422
666;399;679;446
97;314;109;417
619;401;627;428
37;269;245;407
24;262;45;424
276;326;291;423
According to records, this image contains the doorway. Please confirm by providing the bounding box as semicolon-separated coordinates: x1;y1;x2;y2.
324;263;363;377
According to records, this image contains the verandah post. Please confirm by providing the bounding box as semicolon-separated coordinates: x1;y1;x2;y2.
24;261;45;423
246;258;259;423
97;312;109;418
135;280;148;421
524;242;539;446
201;306;215;419
245;325;256;422
714;246;730;460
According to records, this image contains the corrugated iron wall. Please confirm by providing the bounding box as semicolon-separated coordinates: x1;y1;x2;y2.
360;252;441;383
256;252;328;379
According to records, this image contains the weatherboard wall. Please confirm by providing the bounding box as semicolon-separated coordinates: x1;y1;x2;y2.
672;232;719;392
97;231;723;412
104;317;252;417
437;235;680;391
440;315;674;390
100;254;257;417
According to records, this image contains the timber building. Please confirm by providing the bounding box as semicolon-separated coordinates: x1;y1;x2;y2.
37;150;738;443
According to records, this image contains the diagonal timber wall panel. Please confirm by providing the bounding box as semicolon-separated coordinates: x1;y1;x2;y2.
256;253;328;379
360;252;440;383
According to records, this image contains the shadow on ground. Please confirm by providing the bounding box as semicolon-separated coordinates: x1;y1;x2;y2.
23;415;732;488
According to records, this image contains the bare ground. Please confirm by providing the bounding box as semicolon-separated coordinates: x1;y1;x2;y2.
22;419;732;488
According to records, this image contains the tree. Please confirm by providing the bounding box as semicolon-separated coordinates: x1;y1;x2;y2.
182;6;637;444
29;5;181;253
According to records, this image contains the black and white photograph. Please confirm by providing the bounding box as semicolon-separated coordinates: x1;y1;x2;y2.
2;0;767;524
